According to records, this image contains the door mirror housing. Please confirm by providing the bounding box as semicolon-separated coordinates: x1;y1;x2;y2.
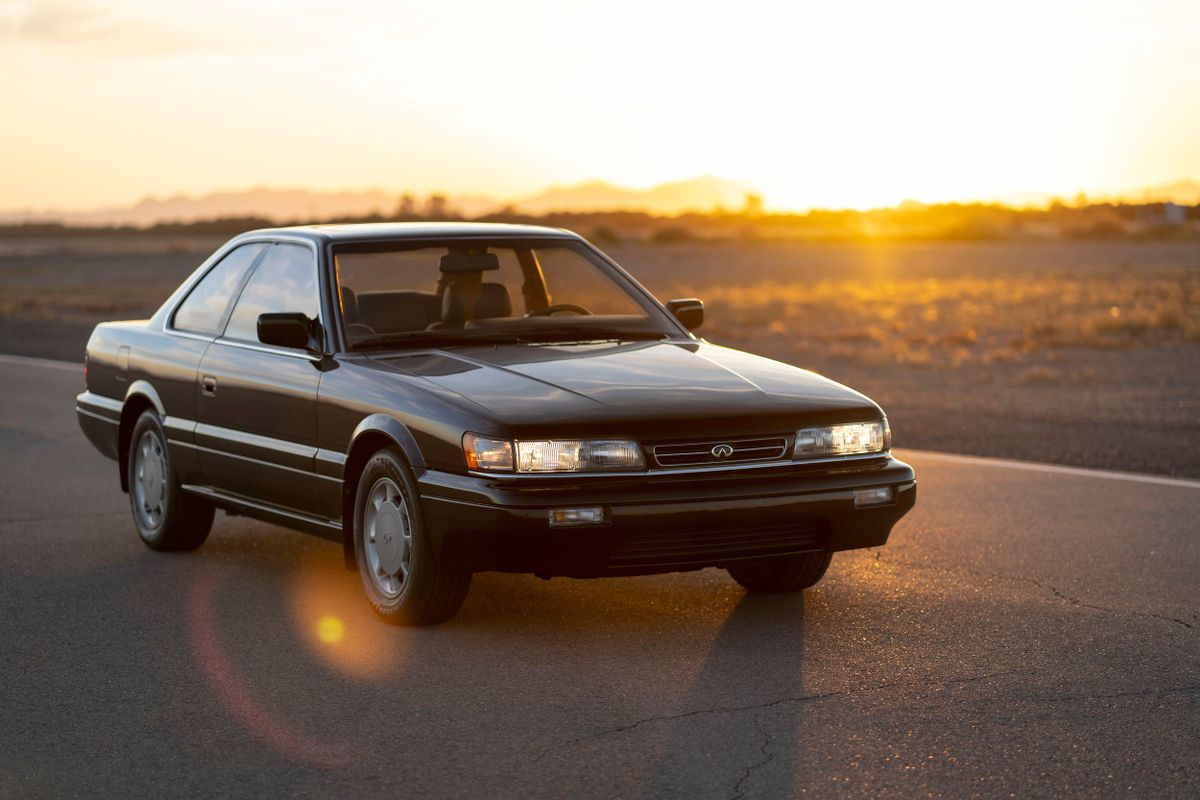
666;298;704;331
257;312;316;350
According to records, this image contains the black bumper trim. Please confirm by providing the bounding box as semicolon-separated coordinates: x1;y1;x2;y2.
418;458;916;578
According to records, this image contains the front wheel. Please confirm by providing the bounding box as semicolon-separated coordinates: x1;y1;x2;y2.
727;551;833;593
127;410;213;551
353;448;471;625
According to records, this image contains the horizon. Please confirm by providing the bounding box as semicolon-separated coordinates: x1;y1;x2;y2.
5;173;1200;225
3;1;1199;212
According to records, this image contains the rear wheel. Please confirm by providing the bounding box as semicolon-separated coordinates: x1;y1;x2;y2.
127;410;213;551
353;447;471;625
727;551;832;593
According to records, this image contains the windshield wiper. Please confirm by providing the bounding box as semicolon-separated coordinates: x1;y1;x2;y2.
514;327;668;344
353;326;668;350
352;330;522;350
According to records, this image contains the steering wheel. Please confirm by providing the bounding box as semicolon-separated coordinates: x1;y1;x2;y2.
525;304;593;317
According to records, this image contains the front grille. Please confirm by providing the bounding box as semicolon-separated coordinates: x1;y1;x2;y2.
652;435;788;468
607;520;826;570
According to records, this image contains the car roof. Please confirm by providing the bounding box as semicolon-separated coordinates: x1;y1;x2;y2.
242;221;579;243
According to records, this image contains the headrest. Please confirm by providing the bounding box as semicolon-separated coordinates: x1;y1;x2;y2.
440;252;500;273
441;282;512;324
476;283;512;319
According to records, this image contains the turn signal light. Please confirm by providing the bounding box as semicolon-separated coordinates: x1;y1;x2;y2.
548;507;607;527
853;487;895;508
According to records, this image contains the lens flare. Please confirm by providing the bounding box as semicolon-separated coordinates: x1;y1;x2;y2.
187;569;352;767
290;567;404;679
316;615;345;644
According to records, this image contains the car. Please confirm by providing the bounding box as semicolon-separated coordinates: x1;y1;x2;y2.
76;222;916;625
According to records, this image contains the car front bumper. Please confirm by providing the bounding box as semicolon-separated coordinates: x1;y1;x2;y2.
418;455;916;577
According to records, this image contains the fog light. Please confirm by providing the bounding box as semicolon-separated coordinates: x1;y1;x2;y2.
548;507;607;527
854;487;894;508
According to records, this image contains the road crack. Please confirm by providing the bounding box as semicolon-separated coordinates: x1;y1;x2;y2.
729;712;773;800
878;554;1196;630
536;669;1033;762
1034;684;1200;703
1024;576;1195;629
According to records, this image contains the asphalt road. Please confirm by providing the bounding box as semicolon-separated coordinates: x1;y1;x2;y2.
1;355;1197;799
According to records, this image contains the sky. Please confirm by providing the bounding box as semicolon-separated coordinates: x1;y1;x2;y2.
1;0;1199;212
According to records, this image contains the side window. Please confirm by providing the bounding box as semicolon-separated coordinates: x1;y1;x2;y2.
172;244;265;334
223;244;319;345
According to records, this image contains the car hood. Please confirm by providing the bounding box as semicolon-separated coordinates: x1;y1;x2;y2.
372;340;881;437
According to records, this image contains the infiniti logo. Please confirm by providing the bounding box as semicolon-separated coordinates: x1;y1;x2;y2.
710;443;735;458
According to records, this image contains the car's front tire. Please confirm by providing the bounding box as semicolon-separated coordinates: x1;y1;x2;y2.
727;551;832;593
353;448;471;626
127;410;213;551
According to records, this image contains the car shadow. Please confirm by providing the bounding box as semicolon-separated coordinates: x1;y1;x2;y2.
635;591;809;798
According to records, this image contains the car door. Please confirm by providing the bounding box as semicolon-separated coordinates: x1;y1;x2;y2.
161;241;269;483
195;241;325;516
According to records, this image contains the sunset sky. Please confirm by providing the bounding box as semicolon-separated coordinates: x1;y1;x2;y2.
2;0;1198;212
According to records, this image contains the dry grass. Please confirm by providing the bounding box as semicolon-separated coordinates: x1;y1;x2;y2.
674;272;1199;370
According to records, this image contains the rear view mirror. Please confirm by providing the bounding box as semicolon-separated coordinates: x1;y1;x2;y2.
440;252;500;273
257;312;313;350
666;298;704;331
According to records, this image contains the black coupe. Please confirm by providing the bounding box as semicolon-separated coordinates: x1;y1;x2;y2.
77;223;916;624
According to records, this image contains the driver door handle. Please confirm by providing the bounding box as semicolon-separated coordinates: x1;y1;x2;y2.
201;375;217;397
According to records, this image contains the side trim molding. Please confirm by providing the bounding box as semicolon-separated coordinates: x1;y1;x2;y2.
77;407;118;426
315;447;348;482
76;391;123;425
175;438;315;478
182;484;341;541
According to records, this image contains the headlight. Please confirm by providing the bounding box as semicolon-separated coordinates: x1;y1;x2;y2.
793;420;890;459
516;439;644;472
463;434;645;473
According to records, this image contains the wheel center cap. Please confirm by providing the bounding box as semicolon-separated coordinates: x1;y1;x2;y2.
375;500;407;575
142;458;163;506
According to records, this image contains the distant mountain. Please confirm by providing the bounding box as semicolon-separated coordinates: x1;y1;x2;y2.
0;176;756;226
0;187;411;227
124;188;401;224
515;175;755;215
70;188;402;226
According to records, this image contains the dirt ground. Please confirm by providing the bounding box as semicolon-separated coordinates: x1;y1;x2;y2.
3;235;1197;477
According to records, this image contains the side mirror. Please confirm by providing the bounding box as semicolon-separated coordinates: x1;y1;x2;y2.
257;312;315;350
666;298;704;331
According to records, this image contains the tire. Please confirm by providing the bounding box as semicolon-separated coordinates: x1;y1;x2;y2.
727;551;833;593
353;447;471;626
127;410;214;551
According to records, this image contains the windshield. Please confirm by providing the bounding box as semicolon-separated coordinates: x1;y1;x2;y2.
333;238;678;349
